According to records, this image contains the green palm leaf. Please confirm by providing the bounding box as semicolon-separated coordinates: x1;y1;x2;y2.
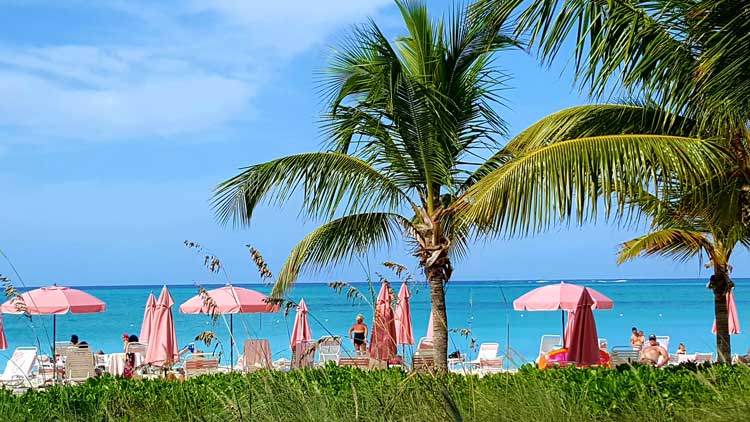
617;228;712;264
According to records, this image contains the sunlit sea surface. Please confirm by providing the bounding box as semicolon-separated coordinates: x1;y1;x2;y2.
2;278;748;368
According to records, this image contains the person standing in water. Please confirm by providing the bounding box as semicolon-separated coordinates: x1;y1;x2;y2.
349;314;368;356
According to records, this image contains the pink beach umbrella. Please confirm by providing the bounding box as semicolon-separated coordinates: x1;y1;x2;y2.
140;292;157;344
395;282;414;348
180;285;279;367
369;282;397;360
0;285;106;358
290;299;312;350
145;286;179;366
513;282;613;344
0;315;7;350
712;288;740;335
425;311;434;340
567;288;600;366
564;310;576;348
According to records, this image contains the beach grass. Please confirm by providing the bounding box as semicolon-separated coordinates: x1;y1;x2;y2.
1;364;749;421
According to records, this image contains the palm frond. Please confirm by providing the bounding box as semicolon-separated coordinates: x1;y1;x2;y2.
271;212;414;297
617;228;712;264
212;153;413;227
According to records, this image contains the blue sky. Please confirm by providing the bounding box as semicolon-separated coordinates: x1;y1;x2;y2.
0;0;745;286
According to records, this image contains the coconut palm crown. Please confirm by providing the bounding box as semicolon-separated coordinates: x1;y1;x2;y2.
213;1;726;370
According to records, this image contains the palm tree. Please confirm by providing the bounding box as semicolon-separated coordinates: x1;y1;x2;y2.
212;1;724;370
472;0;750;360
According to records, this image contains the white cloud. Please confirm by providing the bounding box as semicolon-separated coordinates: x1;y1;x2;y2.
0;0;393;144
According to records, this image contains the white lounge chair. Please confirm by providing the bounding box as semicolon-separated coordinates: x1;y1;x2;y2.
184;353;219;378
0;347;38;388
539;335;562;357
470;343;499;364
317;336;342;366
64;347;96;384
598;338;608;351
656;336;670;353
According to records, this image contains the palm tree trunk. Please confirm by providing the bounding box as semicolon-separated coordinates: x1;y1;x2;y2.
427;270;449;371
709;267;732;362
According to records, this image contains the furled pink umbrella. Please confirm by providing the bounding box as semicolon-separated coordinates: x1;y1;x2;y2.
425;311;434;340
369;282;397;360
513;282;613;344
567;288;600;366
180;285;279;367
145;286;179;366
0;315;7;350
0;285;106;358
564;310;576;348
395;282;414;349
290;299;312;350
140;292;157;344
712;288;740;335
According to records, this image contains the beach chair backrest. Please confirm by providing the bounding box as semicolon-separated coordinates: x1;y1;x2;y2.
243;339;272;372
0;347;38;382
477;343;499;360
598;338;608;350
678;353;696;364
126;342;148;367
694;353;713;364
64;348;95;383
185;357;219;378
318;336;342;365
656;336;670;353
291;340;315;369
415;337;434;355
539;335;562;356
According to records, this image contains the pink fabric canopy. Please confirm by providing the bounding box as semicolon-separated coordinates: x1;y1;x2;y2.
140;292;157;344
290;299;312;350
513;282;613;311
567;288;600;366
425;311;434;340
564;310;576;348
179;285;280;314
369;282;397;360
712;288;740;335
0;315;7;350
395;282;414;346
0;286;106;315
145;286;179;366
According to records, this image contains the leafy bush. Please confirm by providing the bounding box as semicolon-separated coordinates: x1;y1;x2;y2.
1;364;749;421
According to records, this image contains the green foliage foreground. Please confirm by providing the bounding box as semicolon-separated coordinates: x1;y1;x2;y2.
3;364;750;421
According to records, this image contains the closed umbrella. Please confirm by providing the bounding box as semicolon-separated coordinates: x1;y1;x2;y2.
425;311;434;340
145;286;179;366
712;288;740;335
513;282;613;344
369;282;397;360
180;285;279;367
0;285;106;358
0;315;7;350
567;288;600;366
395;282;414;356
140;292;157;344
290;299;312;363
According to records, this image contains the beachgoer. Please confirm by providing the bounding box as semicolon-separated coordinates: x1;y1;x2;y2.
637;331;646;347
630;327;644;349
348;314;368;356
78;341;89;348
677;343;687;355
122;334;130;351
128;334;139;343
640;334;669;367
70;334;79;345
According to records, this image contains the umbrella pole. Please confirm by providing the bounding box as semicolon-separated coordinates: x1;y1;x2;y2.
561;311;565;346
230;314;234;371
53;314;57;384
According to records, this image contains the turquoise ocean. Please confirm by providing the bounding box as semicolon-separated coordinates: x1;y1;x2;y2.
1;278;748;368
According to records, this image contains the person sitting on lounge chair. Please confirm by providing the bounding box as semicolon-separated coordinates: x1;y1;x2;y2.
677;343;687;355
640;334;668;367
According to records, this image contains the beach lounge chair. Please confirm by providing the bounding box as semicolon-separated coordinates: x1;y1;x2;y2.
609;346;641;366
184;354;219;378
469;343;500;367
317;336;342;366
242;339;272;372
538;335;562;357
656;336;670;353
0;347;38;388
338;357;371;370
415;337;434;355
694;353;713;364
291;340;315;369
64;347;96;384
598;338;608;351
477;357;504;375
411;352;435;373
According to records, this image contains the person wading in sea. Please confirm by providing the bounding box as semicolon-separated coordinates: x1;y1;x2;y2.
348;314;368;356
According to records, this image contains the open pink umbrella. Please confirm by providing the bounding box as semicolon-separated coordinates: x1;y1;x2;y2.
395;282;414;349
513;282;613;344
567;288;600;366
369;282;397;360
290;299;312;350
180;285;279;367
712;288;740;335
0;315;7;350
140;292;157;344
0;285;106;358
145;286;179;366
